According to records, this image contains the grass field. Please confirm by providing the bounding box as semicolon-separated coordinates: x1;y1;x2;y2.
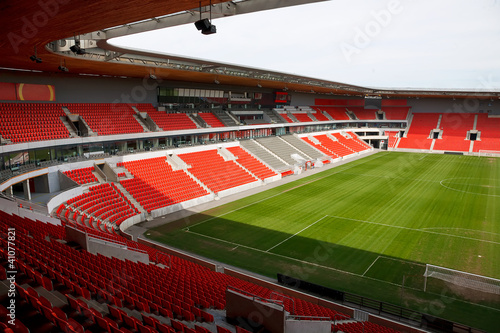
147;152;500;332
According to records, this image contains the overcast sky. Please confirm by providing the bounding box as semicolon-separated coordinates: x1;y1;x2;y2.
111;0;500;91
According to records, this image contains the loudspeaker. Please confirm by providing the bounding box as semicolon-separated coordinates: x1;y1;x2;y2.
202;24;216;35
195;19;211;31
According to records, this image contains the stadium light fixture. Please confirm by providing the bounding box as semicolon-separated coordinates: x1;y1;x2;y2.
194;1;216;35
29;45;42;63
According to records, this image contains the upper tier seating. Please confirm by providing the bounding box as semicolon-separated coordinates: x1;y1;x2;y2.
120;157;208;213
0;102;69;143
383;107;410;120
178;150;257;193
398;113;440;150
226;146;278;180
433;113;474;152
313;106;350;120
473;114;500;152
147;110;198;131
313;111;330;121
350;108;376;120
198;112;225;128
65;103;144;135
280;113;295;123
63;166;99;185
293;113;314;122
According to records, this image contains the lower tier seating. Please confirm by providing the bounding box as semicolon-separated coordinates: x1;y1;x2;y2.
226;146;278;180
178;150;257;193
63;166;99;185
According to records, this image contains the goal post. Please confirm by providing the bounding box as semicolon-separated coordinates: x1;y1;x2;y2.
423;264;500;295
478;150;500;157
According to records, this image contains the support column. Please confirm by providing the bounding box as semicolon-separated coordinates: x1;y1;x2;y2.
152;138;159;148
23;180;31;201
137;140;144;150
7;186;13;196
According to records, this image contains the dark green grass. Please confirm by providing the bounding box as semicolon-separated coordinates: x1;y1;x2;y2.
147;152;500;332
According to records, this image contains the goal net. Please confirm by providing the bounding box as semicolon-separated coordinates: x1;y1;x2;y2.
478;150;500;157
423;264;500;295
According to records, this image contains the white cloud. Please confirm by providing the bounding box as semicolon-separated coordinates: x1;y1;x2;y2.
111;0;500;90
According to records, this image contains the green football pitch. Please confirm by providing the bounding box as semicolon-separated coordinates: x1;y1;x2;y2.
147;152;500;331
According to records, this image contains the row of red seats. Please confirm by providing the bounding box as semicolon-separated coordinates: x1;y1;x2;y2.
65;103;144;136
226;146;277;180
63;166;99;185
198;112;225;127
0;102;70;143
178;150;257;193
120;157;209;213
147;111;198;131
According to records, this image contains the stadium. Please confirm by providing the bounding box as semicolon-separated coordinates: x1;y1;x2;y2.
0;1;499;332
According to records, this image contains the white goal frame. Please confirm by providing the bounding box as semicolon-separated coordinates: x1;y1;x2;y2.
478;150;500;157
423;264;500;295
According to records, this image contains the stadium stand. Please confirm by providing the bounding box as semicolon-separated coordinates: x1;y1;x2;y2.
280;134;326;160
240;139;290;171
226;146;278;180
0;102;69;143
293;113;314;122
398;113;440;150
137;110;198;131
384;130;400;148
198;112;226;128
120;157;208;213
309;134;353;158
350;107;376;120
255;136;311;165
178;149;257;192
313;106;351;120
60;183;139;232
331;132;371;152
433;113;474;152
383;107;411;120
65;103;144;136
279;113;295;123
473;114;500;152
63;166;99;185
313;110;330;121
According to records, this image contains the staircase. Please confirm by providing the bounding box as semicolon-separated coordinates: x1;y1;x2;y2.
60;116;79;138
133;114;151;132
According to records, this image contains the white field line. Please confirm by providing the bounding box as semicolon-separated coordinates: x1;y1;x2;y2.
185;152;389;230
265;215;329;252
362;256;380;276
327;215;500;246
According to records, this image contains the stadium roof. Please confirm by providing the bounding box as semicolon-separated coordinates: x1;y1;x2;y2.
1;0;499;99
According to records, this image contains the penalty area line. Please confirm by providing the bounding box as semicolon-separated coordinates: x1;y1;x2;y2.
265;215;329;252
362;255;380;277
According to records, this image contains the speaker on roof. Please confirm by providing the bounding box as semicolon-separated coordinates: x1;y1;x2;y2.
202;24;217;35
195;19;211;31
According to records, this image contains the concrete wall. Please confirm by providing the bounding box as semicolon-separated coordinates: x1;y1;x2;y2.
285;319;330;333
47;186;83;213
87;237;149;263
407;97;500;114
226;289;285;333
34;174;50;193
